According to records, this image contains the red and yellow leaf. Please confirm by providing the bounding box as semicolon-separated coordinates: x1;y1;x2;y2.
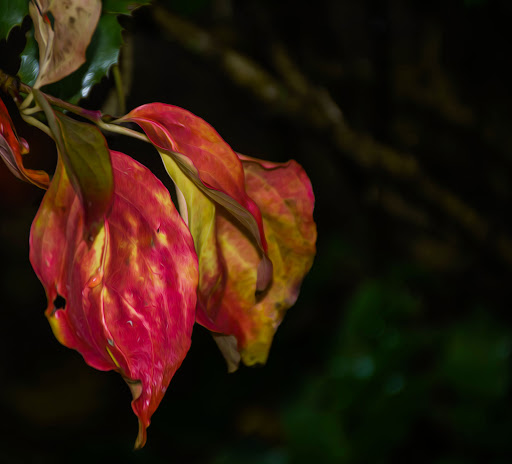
118;103;273;291
0;95;49;188
160;155;225;330
29;150;198;448
199;155;316;368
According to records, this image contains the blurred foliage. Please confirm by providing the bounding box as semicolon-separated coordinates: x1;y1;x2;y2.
2;0;512;462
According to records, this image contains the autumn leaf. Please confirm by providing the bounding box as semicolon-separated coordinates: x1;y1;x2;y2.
162;155;225;336
29;0;101;88
0;95;49;188
33;89;113;240
200;155;316;369
118;103;315;369
29;150;198;448
118;103;273;291
19;2;149;103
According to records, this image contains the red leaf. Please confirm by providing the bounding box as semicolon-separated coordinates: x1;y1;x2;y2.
119;103;272;291
30;151;198;448
0;95;49;189
197;155;316;368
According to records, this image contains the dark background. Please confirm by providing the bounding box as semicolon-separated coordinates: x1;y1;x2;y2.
2;0;512;462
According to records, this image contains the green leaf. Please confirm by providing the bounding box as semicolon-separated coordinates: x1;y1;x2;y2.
102;0;151;15
18;29;39;86
0;0;29;42
32;89;114;240
56;113;114;239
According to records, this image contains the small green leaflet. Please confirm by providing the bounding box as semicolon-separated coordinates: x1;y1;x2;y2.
18;29;39;86
0;0;29;42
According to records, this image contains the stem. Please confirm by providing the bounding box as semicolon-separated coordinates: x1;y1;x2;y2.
98;120;150;143
112;64;126;115
1;68;149;145
22;104;43;115
19;92;34;111
7;73;103;123
37;90;103;123
20;113;52;138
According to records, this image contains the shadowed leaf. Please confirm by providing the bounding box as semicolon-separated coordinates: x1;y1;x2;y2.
0;95;49;188
161;154;225;332
33;89;113;240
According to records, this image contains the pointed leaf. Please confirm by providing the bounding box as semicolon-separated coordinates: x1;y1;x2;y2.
33;89;113;239
0;95;49;188
29;151;198;448
0;0;29;41
119;103;273;291
29;0;101;87
201;155;316;367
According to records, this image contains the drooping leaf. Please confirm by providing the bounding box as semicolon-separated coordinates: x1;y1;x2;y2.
0;0;29;41
29;150;198;448
102;0;152;15
33;89;113;240
29;0;101;88
161;154;225;324
0;95;49;188
119;103;273;291
200;155;316;368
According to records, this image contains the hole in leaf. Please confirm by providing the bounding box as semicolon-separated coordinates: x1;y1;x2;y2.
53;295;66;310
157;227;160;233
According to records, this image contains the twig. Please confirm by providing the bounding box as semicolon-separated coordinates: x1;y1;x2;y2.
152;6;512;266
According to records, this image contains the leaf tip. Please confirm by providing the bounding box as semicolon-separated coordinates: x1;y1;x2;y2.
213;333;241;373
125;377;148;449
241;342;271;367
134;419;148;450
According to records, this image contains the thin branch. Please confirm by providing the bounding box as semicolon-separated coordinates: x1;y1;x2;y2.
112;64;126;115
20;113;52;138
1;68;145;143
152;6;512;267
98;120;150;143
